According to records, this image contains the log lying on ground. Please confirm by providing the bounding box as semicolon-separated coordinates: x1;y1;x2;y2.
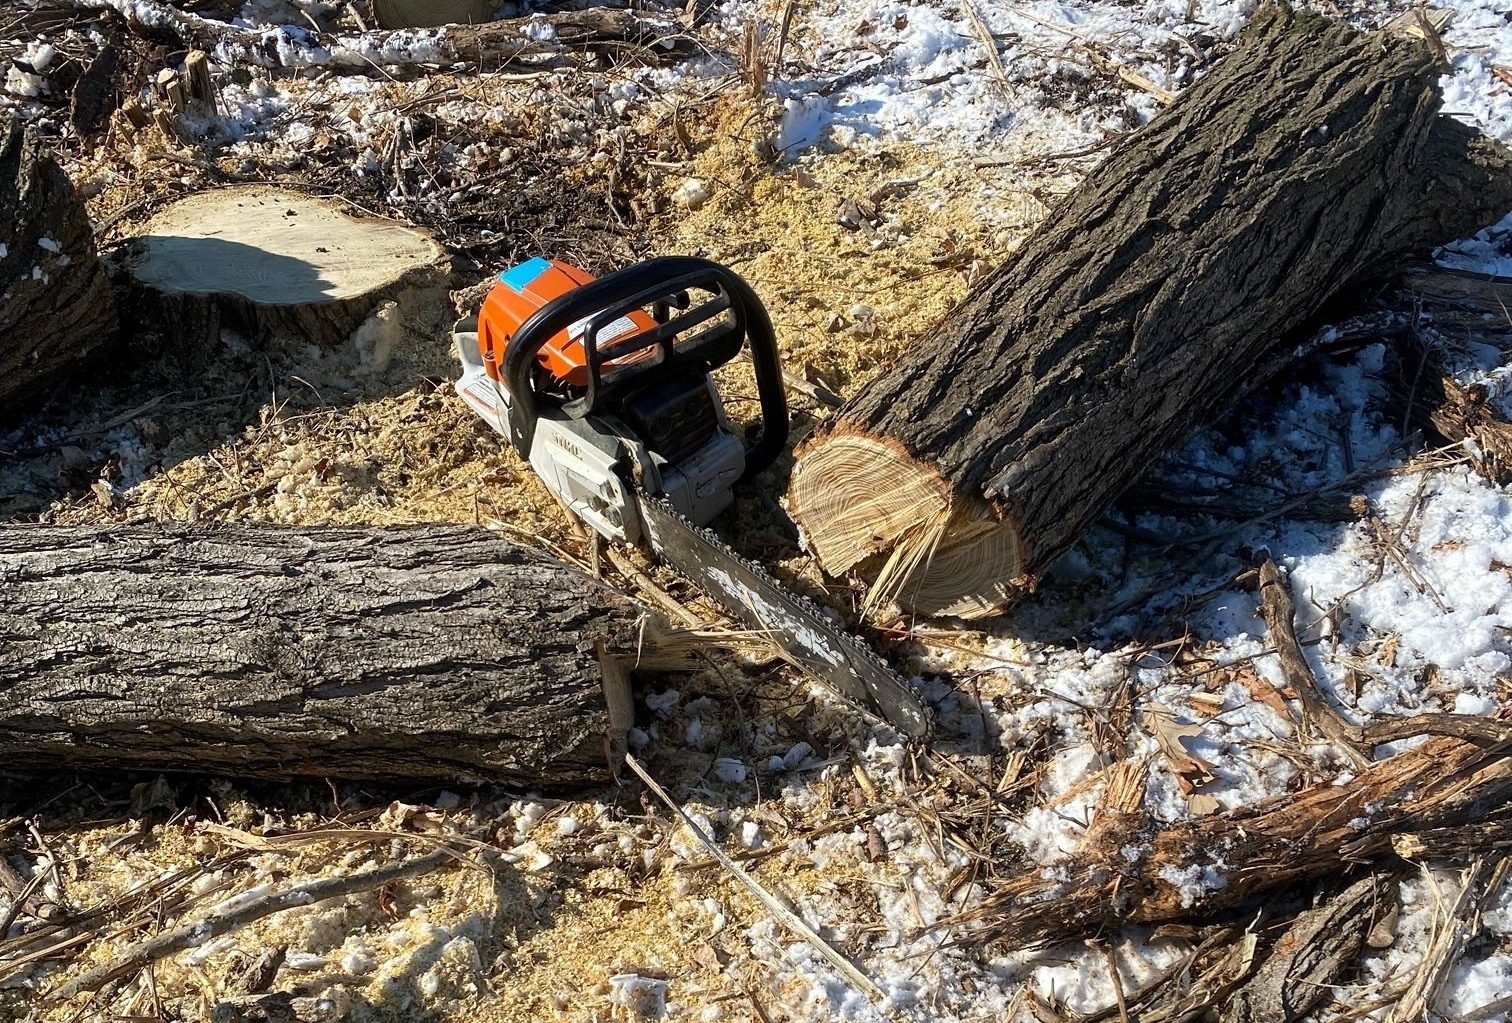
0;525;685;787
788;5;1512;619
0;121;118;417
118;186;446;350
372;0;496;29
56;0;691;70
964;728;1512;946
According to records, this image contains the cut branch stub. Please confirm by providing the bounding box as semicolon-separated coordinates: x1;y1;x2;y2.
118;186;446;351
788;5;1512;620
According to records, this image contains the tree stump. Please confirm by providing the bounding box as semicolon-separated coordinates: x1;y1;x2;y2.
787;6;1512;619
0;524;686;788
0;120;118;418
117;186;447;351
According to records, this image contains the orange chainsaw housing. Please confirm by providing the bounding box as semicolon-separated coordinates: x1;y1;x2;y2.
477;258;658;389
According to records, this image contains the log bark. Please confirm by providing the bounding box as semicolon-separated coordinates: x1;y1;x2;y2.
787;5;1512;619
372;0;496;29
117;186;447;351
0;121;118;418
55;0;692;70
0;525;672;787
1220;874;1395;1023
967;729;1512;946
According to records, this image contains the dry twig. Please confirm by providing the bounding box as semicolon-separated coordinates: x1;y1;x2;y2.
1254;555;1373;767
1387;856;1510;1022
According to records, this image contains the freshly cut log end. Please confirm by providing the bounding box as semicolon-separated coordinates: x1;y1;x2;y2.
789;433;1025;618
119;186;446;350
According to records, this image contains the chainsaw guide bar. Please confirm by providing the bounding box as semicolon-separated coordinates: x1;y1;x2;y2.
636;493;933;738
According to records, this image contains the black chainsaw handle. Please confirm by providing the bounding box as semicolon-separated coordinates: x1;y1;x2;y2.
502;256;788;483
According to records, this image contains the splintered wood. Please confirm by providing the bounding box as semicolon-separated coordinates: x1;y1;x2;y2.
963;731;1512;946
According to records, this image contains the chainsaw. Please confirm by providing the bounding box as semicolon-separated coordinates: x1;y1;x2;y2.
453;255;930;737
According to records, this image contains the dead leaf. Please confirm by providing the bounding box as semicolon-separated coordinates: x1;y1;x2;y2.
1233;666;1293;720
1141;703;1217;795
1367;902;1399;949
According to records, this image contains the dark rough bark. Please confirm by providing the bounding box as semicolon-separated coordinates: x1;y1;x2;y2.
0;121;118;418
1220;874;1395;1023
790;5;1512;617
69;42;122;137
58;0;692;70
0;525;653;787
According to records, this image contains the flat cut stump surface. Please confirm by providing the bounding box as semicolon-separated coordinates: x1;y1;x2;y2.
126;187;443;305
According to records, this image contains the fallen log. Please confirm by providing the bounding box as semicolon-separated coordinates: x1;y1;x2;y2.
0;525;689;787
118;186;447;351
787;5;1512;619
0;120;118;418
55;0;691;70
964;730;1512;946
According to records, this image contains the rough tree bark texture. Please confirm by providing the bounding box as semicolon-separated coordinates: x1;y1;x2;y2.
1220;874;1395;1023
788;5;1512;619
0;525;662;787
968;730;1512;946
0;121;118;417
58;0;692;70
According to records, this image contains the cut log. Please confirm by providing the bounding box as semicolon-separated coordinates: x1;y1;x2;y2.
372;0;496;28
965;727;1512;946
0;524;684;788
787;6;1512;619
118;186;447;350
56;0;692;71
0;120;118;417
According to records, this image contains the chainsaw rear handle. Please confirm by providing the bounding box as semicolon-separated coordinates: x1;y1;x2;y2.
502;256;788;483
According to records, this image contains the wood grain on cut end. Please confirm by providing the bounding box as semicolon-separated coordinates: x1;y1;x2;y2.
128;187;440;303
790;432;1023;619
121;186;446;349
789;433;952;573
